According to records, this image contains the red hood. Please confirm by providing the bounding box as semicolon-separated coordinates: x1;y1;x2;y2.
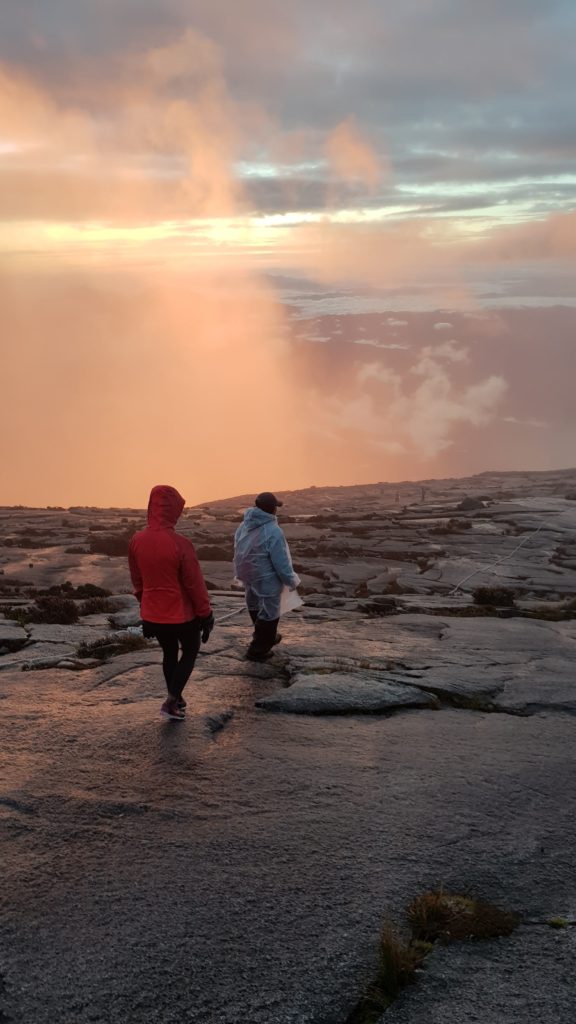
147;485;185;528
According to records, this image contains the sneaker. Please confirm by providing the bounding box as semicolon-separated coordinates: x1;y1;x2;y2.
161;700;185;721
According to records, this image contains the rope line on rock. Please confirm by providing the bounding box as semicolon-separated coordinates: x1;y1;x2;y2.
449;509;575;595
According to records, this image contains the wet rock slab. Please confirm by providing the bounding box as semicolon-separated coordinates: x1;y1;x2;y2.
0;622;28;645
1;478;576;1022
2;612;576;1024
27;623;109;643
0;642;77;671
383;928;576;1024
279;615;576;717
256;671;438;714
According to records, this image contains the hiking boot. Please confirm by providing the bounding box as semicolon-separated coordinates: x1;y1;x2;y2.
161;699;185;721
177;697;187;709
273;633;282;645
245;650;274;663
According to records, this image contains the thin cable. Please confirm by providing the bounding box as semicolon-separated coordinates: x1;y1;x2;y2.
449;509;574;595
216;606;247;623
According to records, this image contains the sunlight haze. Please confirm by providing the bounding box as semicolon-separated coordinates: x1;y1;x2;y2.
1;0;575;505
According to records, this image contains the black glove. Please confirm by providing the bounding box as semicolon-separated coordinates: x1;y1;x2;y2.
198;612;215;644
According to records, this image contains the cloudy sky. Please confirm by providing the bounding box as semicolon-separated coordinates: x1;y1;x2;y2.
1;0;575;505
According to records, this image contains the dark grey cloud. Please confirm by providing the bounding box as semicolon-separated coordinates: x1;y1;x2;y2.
1;0;575;226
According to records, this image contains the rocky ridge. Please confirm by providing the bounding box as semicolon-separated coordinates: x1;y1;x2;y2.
1;468;576;1023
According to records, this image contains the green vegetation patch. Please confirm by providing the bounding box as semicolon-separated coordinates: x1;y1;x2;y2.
348;889;519;1023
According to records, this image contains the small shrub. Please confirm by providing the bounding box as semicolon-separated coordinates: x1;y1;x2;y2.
473;586;516;607
41;582;111;600
407;889;519;943
1;606;30;627
358;598;397;617
548;917;569;929
32;597;79;624
457;497;485;511
430;518;473;535
195;544;234;561
5;596;81;625
79;597;123;616
89;532;133;556
72;583;112;599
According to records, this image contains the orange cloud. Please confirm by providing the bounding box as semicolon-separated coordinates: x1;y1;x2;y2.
0;29;258;227
325;117;384;190
477;209;576;262
3;20;565;506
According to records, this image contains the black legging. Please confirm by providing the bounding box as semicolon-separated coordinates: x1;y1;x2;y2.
144;620;202;700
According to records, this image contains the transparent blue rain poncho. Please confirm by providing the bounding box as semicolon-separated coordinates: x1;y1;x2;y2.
234;507;301;621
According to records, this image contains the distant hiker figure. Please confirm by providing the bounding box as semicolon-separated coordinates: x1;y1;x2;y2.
128;485;214;721
234;492;300;662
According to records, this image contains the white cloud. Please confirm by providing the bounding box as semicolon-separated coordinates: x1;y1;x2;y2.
325;338;507;457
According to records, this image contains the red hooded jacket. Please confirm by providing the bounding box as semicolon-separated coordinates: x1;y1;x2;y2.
128;485;212;624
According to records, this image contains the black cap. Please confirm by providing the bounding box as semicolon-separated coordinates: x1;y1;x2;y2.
255;492;283;514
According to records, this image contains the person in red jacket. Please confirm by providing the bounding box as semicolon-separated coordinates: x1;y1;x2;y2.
128;484;214;721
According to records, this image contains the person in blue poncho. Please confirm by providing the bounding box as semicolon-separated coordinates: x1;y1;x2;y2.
234;492;301;661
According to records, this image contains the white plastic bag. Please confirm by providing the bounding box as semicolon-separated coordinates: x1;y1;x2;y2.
279;586;304;616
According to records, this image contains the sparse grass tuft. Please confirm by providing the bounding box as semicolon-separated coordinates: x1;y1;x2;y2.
347;924;427;1024
384;579;416;595
407;888;519;943
79;596;123;616
76;632;153;661
548;917;569;929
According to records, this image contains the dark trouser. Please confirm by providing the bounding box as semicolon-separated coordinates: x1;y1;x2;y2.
247;609;279;657
143;620;202;701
